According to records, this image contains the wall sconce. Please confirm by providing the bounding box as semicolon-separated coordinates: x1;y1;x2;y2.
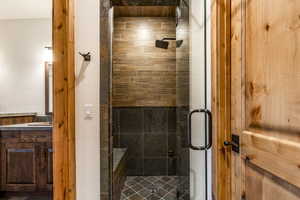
44;46;53;63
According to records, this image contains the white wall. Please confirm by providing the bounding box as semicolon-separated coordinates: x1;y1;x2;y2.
0;19;52;114
75;0;100;199
0;0;52;20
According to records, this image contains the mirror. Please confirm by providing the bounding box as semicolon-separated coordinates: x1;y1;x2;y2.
45;62;53;114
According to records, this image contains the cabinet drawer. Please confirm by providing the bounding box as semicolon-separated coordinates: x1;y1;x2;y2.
20;131;51;143
0;131;20;143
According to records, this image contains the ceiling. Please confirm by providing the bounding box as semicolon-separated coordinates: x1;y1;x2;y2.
0;0;52;20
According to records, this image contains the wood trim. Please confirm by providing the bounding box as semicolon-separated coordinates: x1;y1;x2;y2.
53;0;76;199
230;0;246;199
212;0;232;200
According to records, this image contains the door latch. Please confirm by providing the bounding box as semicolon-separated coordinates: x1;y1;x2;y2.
224;134;240;153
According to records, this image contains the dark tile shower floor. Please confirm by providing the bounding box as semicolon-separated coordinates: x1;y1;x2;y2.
121;176;178;200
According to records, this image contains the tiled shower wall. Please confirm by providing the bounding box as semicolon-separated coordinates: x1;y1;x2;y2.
113;107;177;176
112;16;177;176
112;17;176;107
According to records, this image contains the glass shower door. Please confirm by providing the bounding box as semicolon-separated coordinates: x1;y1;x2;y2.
176;0;212;200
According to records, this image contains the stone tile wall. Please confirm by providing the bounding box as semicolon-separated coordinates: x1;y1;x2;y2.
113;107;177;176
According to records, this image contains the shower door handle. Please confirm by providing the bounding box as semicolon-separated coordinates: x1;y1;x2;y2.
188;109;212;151
203;109;212;150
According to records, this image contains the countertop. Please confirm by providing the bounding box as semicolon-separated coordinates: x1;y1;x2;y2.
0;113;37;118
0;122;52;131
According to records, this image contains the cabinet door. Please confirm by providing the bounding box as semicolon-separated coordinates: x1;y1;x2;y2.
1;143;38;191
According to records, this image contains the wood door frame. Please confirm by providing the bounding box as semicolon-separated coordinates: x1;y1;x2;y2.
53;0;76;199
211;0;232;200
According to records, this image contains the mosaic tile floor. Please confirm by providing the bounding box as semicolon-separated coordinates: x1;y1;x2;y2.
121;176;178;200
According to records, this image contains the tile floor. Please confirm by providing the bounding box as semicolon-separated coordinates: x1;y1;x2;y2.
121;176;178;200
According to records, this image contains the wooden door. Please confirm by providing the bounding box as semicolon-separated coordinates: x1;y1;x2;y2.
1;143;38;191
231;0;300;200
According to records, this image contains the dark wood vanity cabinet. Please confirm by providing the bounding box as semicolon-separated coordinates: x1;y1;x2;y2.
0;131;53;192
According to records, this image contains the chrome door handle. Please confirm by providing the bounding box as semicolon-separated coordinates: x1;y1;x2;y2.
188;109;212;150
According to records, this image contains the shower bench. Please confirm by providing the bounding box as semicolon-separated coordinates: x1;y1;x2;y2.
113;148;128;200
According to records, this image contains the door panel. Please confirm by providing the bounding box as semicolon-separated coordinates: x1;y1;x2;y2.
243;131;300;188
7;149;35;184
245;162;300;200
176;0;212;199
231;0;300;199
1;143;37;191
190;0;212;200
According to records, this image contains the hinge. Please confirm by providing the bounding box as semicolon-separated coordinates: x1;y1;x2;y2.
224;134;240;153
212;193;216;200
241;192;246;200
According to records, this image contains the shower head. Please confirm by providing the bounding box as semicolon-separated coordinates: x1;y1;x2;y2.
155;40;169;49
155;37;176;49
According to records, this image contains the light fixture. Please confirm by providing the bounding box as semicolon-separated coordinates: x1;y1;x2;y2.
44;46;53;63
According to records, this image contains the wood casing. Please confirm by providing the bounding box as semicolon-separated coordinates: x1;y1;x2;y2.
53;0;76;199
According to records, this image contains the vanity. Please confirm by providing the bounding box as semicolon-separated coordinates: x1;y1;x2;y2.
0;122;53;192
0;7;55;197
